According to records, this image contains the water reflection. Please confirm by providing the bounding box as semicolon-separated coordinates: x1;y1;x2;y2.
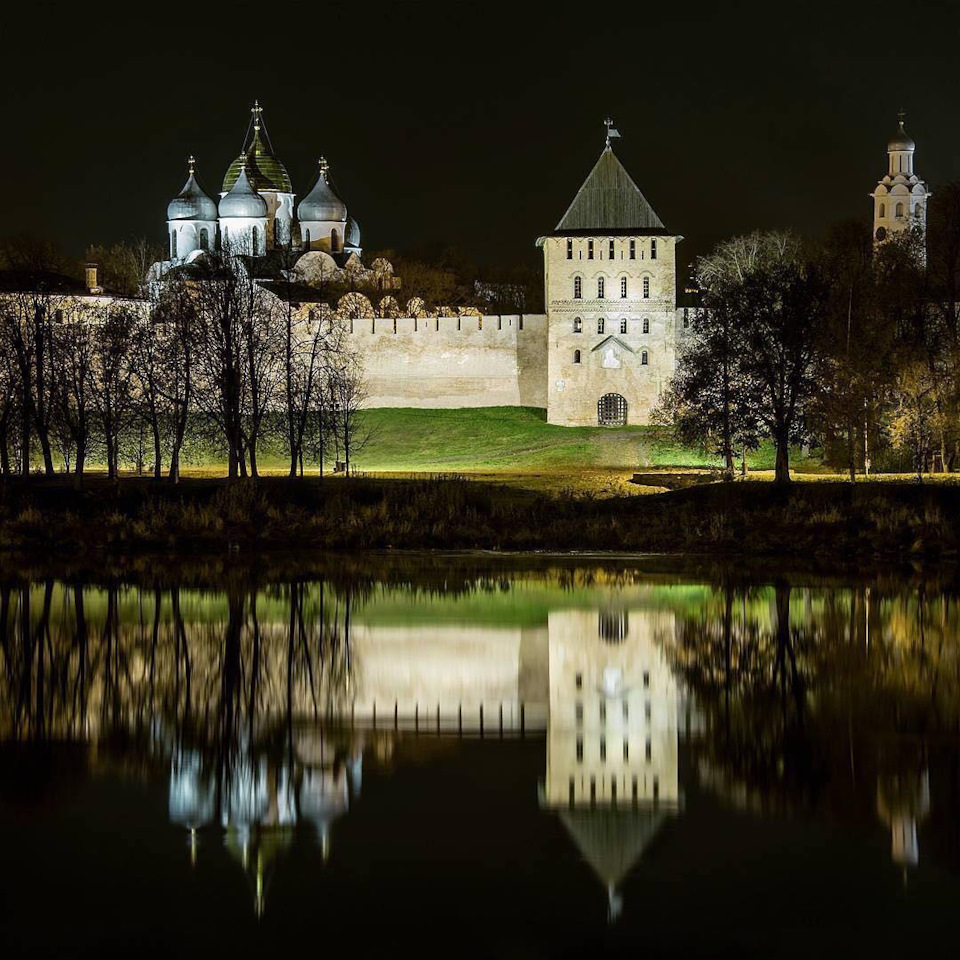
1;566;960;939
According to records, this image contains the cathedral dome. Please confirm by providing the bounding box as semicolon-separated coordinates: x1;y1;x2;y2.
298;160;347;222
346;216;361;247
222;102;293;194
167;159;218;222
889;119;916;152
219;165;267;219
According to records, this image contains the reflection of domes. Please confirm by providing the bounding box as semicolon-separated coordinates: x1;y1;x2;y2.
889;120;916;152
219;166;267;219
167;160;218;222
298;161;347;222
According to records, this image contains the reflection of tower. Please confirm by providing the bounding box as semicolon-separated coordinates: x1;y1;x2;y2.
877;768;930;871
542;608;681;920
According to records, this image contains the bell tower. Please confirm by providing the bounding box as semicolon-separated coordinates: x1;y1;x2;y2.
871;111;931;247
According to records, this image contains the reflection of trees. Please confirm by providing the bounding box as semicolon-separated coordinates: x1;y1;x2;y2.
0;580;357;745
668;580;960;839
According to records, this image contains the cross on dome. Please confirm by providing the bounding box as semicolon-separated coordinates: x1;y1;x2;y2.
188;155;196;174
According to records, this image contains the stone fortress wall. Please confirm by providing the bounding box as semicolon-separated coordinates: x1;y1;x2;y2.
338;312;549;408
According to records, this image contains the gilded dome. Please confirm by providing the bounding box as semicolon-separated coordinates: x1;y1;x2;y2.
167;159;218;222
222;103;293;194
218;165;267;219
298;160;347;222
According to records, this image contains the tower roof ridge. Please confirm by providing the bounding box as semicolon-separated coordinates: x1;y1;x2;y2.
555;147;665;234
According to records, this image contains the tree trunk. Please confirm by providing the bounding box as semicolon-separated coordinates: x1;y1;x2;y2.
152;417;162;480
774;428;791;485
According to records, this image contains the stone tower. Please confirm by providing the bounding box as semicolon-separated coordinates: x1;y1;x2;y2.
871;112;931;246
538;121;680;427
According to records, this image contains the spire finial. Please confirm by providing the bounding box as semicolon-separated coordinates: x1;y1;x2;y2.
319;156;329;179
187;155;196;175
898;107;907;127
252;99;262;132
604;117;621;148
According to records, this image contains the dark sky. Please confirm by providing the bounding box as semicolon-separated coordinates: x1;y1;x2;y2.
4;1;960;274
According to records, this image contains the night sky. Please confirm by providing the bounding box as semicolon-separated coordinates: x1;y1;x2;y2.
4;1;960;273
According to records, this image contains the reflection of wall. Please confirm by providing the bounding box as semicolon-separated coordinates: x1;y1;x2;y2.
351;624;548;730
545;609;679;808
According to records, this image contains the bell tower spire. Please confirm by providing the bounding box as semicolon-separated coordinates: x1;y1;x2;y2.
871;111;931;248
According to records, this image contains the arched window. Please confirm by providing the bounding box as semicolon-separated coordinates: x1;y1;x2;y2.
879;203;885;218
608;239;615;259
620;277;627;298
573;349;581;364
896;202;905;218
629;239;636;260
331;228;341;252
643;277;650;298
642;318;650;334
587;240;594;259
252;226;260;255
641;350;649;365
598;393;627;426
597;277;605;298
620;318;627;334
171;230;178;258
199;228;209;251
566;239;573;259
573;317;583;333
304;228;311;246
597;317;605;334
574;276;582;299
651;239;658;260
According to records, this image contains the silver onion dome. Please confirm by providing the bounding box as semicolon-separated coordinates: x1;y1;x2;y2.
346;216;361;248
889;117;916;152
167;157;218;221
297;159;347;222
218;163;267;219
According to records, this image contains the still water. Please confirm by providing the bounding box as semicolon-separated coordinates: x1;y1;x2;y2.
1;557;958;957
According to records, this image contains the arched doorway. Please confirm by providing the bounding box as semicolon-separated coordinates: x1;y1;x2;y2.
598;393;627;426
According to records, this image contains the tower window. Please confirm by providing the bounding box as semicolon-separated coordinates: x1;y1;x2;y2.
597;317;605;334
629;239;636;260
620;277;627;298
645;738;652;762
199;227;209;251
597;277;605;299
608;239;615;259
588;240;594;259
620;319;627;334
252;226;261;255
643;277;650;299
331;228;341;252
573;349;581;364
896;202;904;218
623;740;629;761
566;238;573;259
600;737;606;763
642;318;650;334
573;317;583;333
171;231;178;258
304;228;311;246
574;277;582;299
641;350;648;365
651;239;657;260
576;737;583;763
878;203;885;219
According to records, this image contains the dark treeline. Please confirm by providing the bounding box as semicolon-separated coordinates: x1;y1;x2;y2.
658;184;960;482
0;237;367;480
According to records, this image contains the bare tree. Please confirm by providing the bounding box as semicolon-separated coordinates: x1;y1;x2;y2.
90;305;136;479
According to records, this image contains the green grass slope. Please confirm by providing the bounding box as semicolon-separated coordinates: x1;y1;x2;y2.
355;406;724;472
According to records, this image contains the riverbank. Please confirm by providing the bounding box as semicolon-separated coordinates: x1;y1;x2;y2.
0;474;957;561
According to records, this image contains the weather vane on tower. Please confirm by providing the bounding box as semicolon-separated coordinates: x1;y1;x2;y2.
604;117;621;148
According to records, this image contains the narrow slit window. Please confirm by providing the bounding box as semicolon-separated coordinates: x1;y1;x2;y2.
573;317;583;333
643;277;650;298
642;318;650;334
574;277;582;299
620;319;627;334
566;238;573;259
651;239;657;260
641;350;649;365
620;277;627;298
597;317;605;334
629;239;636;259
598;277;605;299
573;349;581;364
608;239;615;259
588;240;594;259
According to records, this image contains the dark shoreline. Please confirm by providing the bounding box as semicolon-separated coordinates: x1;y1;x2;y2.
1;475;958;576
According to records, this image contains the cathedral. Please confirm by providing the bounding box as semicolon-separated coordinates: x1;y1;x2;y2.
155;105;922;428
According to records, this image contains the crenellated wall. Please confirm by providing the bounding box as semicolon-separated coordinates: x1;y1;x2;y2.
339;313;548;408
